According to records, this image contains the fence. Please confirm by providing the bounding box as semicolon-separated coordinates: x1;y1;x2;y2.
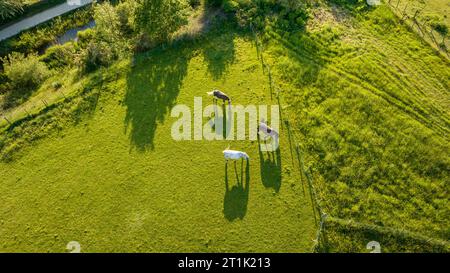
386;0;449;58
1;85;69;131
0;65;122;134
251;23;449;253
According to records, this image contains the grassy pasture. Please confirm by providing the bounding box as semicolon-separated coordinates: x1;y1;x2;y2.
260;2;450;249
0;28;317;252
0;1;449;253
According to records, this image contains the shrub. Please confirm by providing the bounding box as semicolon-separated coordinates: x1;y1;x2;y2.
2;52;50;91
76;28;95;48
40;43;76;69
115;0;139;34
0;0;24;21
79;41;115;73
221;0;309;31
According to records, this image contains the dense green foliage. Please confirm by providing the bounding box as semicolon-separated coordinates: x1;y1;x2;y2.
220;0;310;31
0;0;24;21
134;0;189;49
79;2;125;72
2;52;49;91
40;42;76;70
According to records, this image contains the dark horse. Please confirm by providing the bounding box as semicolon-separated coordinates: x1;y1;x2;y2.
207;90;231;105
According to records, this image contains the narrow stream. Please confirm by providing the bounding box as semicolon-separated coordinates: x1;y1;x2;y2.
56;20;95;44
40;20;95;54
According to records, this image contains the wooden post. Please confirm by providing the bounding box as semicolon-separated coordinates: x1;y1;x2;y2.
3;116;11;125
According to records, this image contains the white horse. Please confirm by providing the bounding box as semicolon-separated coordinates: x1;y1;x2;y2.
223;149;249;161
258;119;279;141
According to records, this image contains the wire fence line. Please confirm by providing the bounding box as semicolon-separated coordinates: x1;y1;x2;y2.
251;24;449;252
251;23;328;251
1;87;66;128
0;66;122;133
386;0;449;58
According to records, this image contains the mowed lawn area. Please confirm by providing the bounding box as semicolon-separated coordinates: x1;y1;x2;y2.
0;29;316;252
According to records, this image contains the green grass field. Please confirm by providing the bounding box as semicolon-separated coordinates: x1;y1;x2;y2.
0;29;317;252
259;2;449;249
0;1;449;253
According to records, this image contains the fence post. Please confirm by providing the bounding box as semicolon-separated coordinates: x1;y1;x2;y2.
3;116;12;125
313;213;328;252
267;65;274;100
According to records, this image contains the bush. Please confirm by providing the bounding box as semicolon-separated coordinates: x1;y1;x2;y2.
40;42;76;69
116;0;138;34
79;41;115;73
221;0;309;31
76;28;95;48
2;52;50;91
431;21;449;41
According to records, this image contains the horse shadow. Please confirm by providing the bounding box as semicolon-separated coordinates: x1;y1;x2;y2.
223;160;250;221
258;133;282;192
208;102;233;139
202;30;236;80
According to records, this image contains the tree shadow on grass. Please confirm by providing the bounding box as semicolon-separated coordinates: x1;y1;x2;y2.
124;45;191;151
223;159;250;221
201;30;236;80
258;133;282;193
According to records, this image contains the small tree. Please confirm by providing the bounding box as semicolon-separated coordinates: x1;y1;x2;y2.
94;2;122;47
78;2;129;72
2;52;50;91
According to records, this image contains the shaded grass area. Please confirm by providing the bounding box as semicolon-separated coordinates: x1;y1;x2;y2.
0;27;316;252
260;3;450;249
